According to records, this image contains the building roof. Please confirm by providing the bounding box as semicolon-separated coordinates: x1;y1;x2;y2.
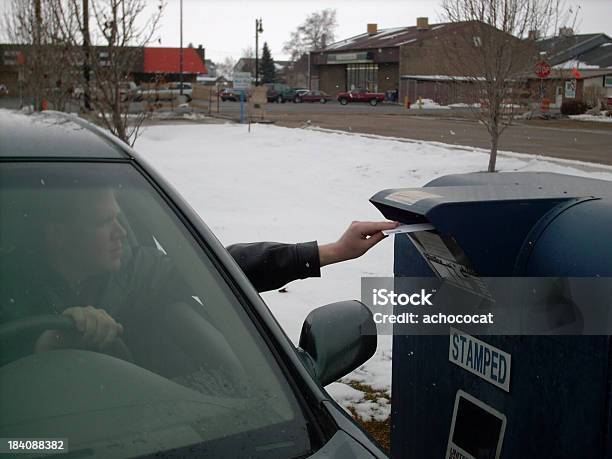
322;22;455;52
234;58;254;72
144;47;207;74
538;33;612;69
234;58;290;73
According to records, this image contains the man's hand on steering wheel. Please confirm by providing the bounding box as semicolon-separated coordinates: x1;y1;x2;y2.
34;306;124;353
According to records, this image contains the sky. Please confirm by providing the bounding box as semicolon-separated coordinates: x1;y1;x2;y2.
151;0;612;64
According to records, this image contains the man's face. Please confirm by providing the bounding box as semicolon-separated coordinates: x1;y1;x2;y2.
64;189;127;275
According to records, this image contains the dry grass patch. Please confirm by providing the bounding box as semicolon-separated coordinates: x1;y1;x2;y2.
344;381;391;453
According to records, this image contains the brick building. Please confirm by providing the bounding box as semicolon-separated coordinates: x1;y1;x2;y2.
0;44;207;95
310;18;528;104
526;31;612;108
310;18;488;102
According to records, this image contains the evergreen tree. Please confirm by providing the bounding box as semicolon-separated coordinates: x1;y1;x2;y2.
260;42;275;83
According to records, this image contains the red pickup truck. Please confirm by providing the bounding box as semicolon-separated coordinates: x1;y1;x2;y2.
337;88;385;106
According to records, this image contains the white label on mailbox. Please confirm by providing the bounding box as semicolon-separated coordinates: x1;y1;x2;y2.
382;223;434;235
449;328;511;392
385;190;440;206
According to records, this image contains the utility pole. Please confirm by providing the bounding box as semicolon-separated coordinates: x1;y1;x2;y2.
179;0;184;95
34;0;42;110
83;0;92;110
34;0;41;47
255;18;263;86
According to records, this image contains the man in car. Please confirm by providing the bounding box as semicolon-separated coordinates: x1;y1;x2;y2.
3;187;396;358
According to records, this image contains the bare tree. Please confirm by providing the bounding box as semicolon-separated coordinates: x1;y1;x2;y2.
88;0;164;145
216;56;236;78
283;9;337;62
2;0;79;111
237;46;256;74
439;0;576;171
50;0;165;146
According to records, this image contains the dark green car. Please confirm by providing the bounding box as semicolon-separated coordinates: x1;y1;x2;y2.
0;110;387;459
264;84;306;103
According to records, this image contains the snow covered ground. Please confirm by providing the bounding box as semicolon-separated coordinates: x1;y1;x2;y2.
137;122;612;420
569;113;612;123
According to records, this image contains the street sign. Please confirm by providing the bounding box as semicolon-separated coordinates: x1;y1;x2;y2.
535;61;551;79
233;72;251;90
565;80;576;99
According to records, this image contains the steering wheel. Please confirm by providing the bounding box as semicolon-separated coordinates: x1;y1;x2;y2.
0;314;134;364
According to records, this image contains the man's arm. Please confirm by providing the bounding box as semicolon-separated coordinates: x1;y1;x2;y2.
227;221;398;293
227;241;320;293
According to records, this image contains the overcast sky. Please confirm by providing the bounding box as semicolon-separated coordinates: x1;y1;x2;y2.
153;0;611;63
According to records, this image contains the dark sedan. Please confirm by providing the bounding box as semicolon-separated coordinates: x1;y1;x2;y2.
219;88;245;101
0;110;386;459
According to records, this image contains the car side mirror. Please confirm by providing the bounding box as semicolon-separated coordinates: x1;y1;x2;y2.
298;300;377;387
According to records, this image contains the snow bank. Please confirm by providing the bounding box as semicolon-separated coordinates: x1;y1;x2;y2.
569;114;612;123
409;98;450;109
448;102;481;108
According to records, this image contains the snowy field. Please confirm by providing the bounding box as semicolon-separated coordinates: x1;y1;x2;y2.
137;122;612;421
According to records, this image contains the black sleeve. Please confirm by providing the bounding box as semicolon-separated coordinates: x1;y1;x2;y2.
226;241;321;293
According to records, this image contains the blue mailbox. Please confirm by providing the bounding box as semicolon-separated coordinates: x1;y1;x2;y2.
370;172;612;459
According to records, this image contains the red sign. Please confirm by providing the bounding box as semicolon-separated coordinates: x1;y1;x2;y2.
572;68;582;79
535;61;551;78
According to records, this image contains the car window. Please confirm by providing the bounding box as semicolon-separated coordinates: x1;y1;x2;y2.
0;162;314;458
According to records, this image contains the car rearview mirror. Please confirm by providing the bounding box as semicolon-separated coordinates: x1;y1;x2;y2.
298;300;377;387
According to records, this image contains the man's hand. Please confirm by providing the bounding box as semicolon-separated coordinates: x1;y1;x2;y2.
34;306;124;353
318;221;399;267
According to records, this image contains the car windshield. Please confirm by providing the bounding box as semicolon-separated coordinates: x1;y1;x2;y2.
0;162;314;458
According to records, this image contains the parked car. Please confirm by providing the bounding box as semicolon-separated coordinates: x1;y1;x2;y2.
337;88;385;106
279;87;298;103
0;110;387;459
295;90;332;104
139;82;192;102
219;88;244;102
168;82;193;97
263;83;300;103
119;81;140;102
71;81;139;102
264;84;281;103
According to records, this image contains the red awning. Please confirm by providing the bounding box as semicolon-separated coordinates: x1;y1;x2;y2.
144;47;207;74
